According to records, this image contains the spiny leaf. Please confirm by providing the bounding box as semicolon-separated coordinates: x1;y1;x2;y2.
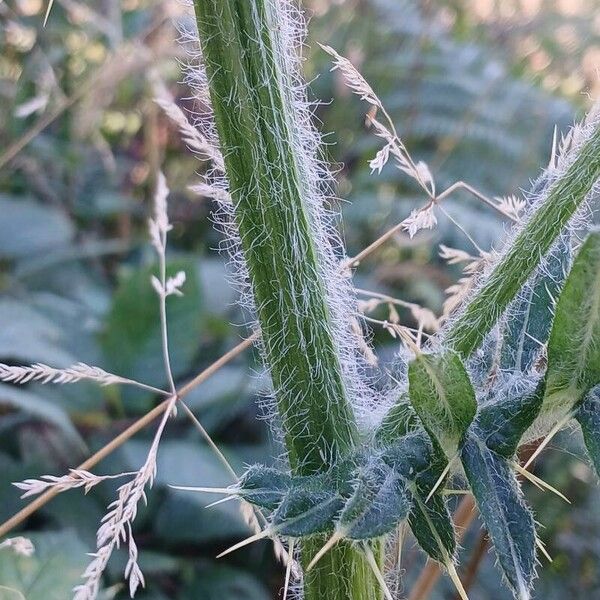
237;465;292;509
338;458;411;540
574;385;600;477
375;395;419;445
382;428;456;562
408;458;456;564
544;231;600;417
473;375;544;458
500;234;571;372
272;489;344;537
461;435;536;600
380;429;435;480
408;351;476;456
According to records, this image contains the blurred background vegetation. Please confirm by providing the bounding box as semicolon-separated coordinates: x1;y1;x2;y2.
0;0;599;598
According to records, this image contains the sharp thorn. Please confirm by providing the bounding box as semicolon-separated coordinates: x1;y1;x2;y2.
169;485;236;495
536;538;552;563
205;495;238;508
524;414;571;469
216;528;273;558
426;457;455;503
306;530;345;572
362;542;394;600
446;560;469;600
513;462;570;503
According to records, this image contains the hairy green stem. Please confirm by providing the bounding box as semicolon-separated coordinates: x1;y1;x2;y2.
446;125;600;357
192;0;356;473
192;1;379;597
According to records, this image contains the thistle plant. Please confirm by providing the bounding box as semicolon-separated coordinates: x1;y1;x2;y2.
2;1;600;600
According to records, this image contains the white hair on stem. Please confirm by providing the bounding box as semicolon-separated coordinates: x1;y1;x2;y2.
179;0;384;441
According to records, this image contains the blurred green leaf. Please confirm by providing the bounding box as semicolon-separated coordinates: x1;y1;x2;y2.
0;299;75;365
0;530;89;600
0;384;84;450
575;386;600;478
182;564;270;600
0;196;74;258
102;259;203;394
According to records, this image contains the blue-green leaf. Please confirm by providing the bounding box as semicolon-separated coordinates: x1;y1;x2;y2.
473;375;543;458
461;434;536;600
272;489;344;537
238;465;292;510
500;234;570;373
0;196;74;259
380;429;436;480
338;458;411;540
408;351;476;456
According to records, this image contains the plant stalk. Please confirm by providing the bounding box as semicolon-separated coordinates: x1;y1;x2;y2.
192;1;379;597
446;124;600;357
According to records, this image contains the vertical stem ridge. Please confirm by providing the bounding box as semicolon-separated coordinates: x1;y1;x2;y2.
192;0;356;473
191;2;380;598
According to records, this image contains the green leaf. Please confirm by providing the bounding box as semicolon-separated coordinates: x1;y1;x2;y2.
272;488;344;537
0;196;74;258
0;383;85;451
374;395;419;445
102;258;202;393
408;485;455;564
461;434;536;600
0;299;76;366
473;375;544;458
544;231;600;417
408;351;476;456
338;458;410;540
0;530;89;600
574;385;600;477
500;235;570;372
182;564;270;600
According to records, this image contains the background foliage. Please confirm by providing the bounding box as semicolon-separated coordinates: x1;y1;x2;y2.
1;0;599;597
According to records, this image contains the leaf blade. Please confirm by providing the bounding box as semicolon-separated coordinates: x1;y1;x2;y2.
574;385;600;477
544;231;600;417
461;435;536;600
408;351;476;456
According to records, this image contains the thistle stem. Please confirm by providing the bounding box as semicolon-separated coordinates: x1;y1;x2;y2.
192;1;380;597
446;124;600;357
